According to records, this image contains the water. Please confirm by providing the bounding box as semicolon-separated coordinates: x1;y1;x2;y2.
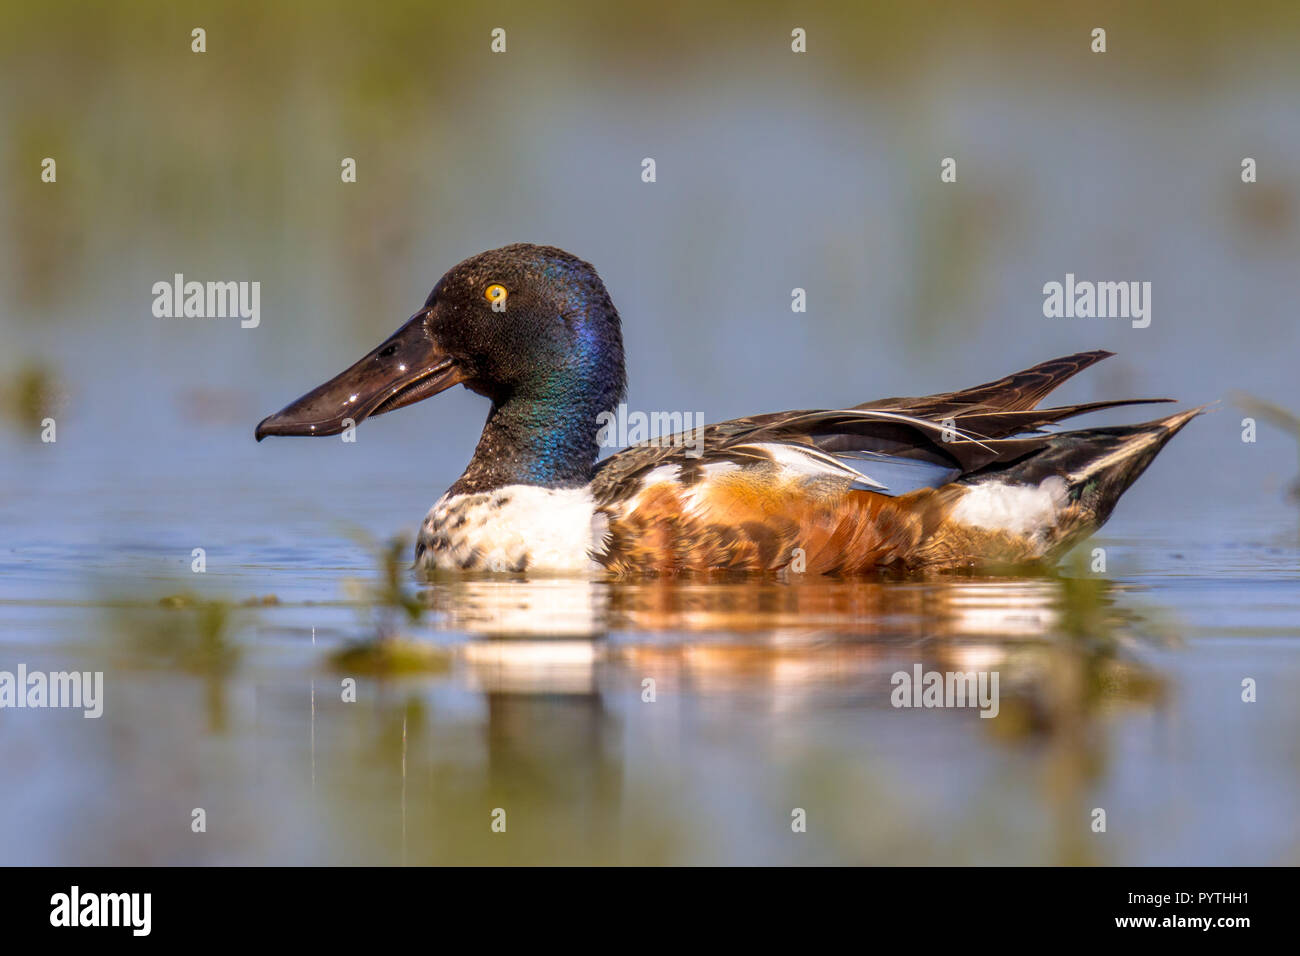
2;431;1296;865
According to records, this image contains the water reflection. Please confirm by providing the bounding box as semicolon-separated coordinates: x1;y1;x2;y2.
246;572;1165;864
426;572;1127;638
421;575;1167;729
10;556;1293;865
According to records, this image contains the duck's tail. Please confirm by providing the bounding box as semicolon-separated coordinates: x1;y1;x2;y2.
950;406;1206;562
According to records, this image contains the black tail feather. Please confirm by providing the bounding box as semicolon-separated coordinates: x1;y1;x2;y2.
975;406;1205;524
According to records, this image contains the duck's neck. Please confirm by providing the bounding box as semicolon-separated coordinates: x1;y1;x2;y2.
448;384;614;496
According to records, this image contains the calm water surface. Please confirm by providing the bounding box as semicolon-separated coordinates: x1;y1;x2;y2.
2;438;1297;866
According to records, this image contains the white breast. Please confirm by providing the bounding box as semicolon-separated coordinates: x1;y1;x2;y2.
417;485;607;573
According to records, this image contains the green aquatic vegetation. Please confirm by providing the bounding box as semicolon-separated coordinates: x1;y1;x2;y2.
102;593;247;732
373;536;426;625
328;637;451;676
328;535;447;673
1235;392;1300;501
2;360;65;434
115;594;243;676
337;533;425;629
1055;558;1114;645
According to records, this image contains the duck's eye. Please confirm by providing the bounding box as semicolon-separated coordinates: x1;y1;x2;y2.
484;283;508;307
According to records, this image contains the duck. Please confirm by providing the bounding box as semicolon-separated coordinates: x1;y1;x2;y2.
255;243;1201;575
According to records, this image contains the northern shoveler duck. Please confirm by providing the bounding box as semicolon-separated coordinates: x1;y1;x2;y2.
256;244;1201;575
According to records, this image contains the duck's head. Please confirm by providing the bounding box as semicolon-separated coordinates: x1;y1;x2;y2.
255;245;626;463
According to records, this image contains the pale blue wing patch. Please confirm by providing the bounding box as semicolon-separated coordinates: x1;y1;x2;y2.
833;451;961;496
725;441;958;495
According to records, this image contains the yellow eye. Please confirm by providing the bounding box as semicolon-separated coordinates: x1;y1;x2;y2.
484;283;507;305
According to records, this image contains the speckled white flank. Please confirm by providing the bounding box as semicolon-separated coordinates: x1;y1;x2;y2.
418;485;606;573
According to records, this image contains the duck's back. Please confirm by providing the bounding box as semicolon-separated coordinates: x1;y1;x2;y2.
584;350;1199;574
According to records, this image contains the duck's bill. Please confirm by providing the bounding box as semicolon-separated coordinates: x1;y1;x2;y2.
254;315;465;441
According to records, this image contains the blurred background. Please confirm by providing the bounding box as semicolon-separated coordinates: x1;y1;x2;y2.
0;0;1298;864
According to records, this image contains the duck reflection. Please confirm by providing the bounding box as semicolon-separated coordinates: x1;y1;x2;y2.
418;572;1168;748
426;572;1085;638
310;571;1171;863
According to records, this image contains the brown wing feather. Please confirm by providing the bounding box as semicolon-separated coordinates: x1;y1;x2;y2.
590;350;1168;503
856;349;1116;416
